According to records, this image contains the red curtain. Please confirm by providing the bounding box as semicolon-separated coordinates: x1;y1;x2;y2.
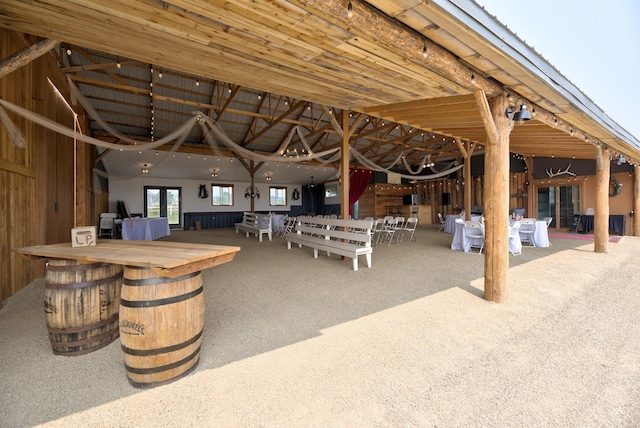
349;168;373;216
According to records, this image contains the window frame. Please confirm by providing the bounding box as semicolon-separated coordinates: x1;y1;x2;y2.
269;186;288;206
211;184;234;206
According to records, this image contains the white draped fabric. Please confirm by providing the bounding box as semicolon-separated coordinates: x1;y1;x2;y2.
0;85;466;181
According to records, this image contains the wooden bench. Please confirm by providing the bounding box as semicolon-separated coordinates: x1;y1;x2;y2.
284;216;373;271
234;212;272;242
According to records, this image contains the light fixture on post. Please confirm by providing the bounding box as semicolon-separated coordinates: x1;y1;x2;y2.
141;164;149;174
617;154;626;165
506;98;531;124
424;154;435;168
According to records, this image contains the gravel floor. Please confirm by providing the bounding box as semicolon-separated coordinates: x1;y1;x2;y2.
1;226;639;427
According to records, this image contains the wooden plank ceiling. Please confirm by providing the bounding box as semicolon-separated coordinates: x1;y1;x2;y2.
1;0;636;176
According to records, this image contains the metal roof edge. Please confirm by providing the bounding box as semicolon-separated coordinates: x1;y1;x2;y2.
429;0;640;151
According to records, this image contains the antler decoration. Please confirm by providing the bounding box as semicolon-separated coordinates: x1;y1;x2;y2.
546;163;576;178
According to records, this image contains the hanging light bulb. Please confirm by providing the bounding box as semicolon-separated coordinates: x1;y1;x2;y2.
347;0;353;18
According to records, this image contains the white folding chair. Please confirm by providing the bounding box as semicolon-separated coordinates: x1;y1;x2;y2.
464;220;484;254
377;217;398;245
509;221;522;255
437;213;446;232
401;217;418;242
519;218;536;247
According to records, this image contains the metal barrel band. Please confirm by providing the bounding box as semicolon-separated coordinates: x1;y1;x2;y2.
120;285;203;308
121;328;203;357
47;312;119;334
124;344;201;375
45;270;124;290
122;270;199;286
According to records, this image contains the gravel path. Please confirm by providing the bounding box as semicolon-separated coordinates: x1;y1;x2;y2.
1;227;638;427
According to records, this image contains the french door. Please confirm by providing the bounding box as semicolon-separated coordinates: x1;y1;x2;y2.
144;186;182;229
537;184;580;230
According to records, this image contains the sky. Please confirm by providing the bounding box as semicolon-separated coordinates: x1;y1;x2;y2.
475;0;640;141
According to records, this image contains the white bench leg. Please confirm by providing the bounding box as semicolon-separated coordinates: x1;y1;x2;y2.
245;231;249;238
258;232;262;242
313;248;319;258
268;232;272;241
352;257;358;271
365;253;372;268
287;241;292;249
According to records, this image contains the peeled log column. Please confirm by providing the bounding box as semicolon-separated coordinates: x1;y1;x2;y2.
0;39;59;78
594;145;609;253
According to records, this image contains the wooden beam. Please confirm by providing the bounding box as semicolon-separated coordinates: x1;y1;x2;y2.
473;90;499;144
0;38;59;78
293;0;502;97
594;145;609;253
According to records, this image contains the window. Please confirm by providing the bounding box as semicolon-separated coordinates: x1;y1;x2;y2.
325;183;338;198
269;186;287;206
211;184;234;206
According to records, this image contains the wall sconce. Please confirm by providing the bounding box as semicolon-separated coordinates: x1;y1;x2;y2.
244;187;260;199
506;98;531;124
616;154;626;165
141;164;149;174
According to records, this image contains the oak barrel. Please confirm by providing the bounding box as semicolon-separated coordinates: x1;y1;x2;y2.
44;260;122;356
119;266;204;388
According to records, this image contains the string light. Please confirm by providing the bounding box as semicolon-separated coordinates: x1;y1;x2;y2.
347;0;353;18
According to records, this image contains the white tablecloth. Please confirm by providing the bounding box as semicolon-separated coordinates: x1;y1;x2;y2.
445;214;481;234
511;219;550;247
451;220;521;254
532;220;550;247
271;215;285;234
122;217;170;241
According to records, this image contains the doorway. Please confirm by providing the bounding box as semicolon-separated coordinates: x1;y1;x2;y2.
537;184;580;230
144;186;182;229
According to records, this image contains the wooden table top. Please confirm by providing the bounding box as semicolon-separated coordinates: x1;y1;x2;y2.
14;240;241;278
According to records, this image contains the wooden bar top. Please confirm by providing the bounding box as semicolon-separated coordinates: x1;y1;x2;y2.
14;240;241;278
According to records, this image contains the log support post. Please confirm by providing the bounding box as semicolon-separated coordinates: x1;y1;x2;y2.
340;111;350;220
464;139;472;220
474;90;511;303
594;146;610;252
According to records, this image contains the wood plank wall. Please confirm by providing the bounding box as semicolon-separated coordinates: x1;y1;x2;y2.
1;30;96;304
359;171;528;224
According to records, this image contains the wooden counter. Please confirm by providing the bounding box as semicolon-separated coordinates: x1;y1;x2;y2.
14;240;240;278
15;240;241;387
